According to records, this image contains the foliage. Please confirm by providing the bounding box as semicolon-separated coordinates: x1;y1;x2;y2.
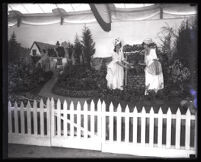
167;59;191;93
157;19;197;97
56;46;65;57
48;48;57;57
157;23;177;63
174;19;197;89
56;41;60;46
8;62;53;94
74;34;83;64
56;64;99;90
8;32;30;63
31;55;41;64
81;26;96;68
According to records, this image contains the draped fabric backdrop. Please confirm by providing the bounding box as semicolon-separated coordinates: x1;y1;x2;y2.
8;4;196;58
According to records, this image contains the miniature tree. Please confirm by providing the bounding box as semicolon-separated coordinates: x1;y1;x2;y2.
81;26;96;68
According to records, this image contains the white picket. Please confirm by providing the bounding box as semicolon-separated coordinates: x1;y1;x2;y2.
141;107;146;145
175;108;181;149
109;102;114;142
14;102;19;134
97;99;102;139
166;108;172;148
195;111;197;156
33;100;37;135
46;98;51;136
125;105;129;143
40;99;44;136
77;101;81;138
185;108;191;150
8;101;12;133
20;102;25;134
26;101;31;135
83;101;88;138
90;100;95;137
56;99;61;137
133;106;138;144
63;100;67;137
50;98;55;137
101;100;106;142
116;104;121;143
70;101;74;137
8;98;197;157
149;107;154;147
158;108;163;147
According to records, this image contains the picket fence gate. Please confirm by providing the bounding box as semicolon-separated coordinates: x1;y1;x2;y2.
8;98;197;158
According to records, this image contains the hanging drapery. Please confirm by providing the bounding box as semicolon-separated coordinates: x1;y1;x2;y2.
8;11;97;27
21;16;60;25
8;4;196;27
89;4;111;32
111;4;160;21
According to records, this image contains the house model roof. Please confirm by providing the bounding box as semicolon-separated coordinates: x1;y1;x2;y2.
34;41;58;53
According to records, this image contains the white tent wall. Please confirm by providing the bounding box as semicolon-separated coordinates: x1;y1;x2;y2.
8;16;195;58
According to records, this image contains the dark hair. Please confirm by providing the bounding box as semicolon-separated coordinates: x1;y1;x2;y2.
113;42;122;52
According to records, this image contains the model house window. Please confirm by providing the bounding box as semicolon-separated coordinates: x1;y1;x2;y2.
57;58;62;65
32;49;36;56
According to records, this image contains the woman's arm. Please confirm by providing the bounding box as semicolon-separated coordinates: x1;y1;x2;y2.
122;59;130;65
116;61;129;69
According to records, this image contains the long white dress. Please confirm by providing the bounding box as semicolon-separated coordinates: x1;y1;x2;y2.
145;48;164;95
106;50;124;90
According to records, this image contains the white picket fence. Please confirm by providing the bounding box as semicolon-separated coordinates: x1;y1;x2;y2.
8;98;197;158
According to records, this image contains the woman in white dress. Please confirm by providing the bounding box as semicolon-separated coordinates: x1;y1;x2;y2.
106;38;133;90
141;39;164;95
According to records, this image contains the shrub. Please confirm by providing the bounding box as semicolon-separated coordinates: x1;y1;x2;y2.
8;62;53;94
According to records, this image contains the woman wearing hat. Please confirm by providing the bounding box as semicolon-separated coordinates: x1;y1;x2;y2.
106;38;133;90
141;39;164;95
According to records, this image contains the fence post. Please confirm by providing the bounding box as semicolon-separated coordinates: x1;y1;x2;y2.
195;110;197;157
116;103;122;143
125;105;129;143
20;102;25;135
27;101;31;135
56;99;61;137
70;101;74;137
8;101;12;133
46;98;51;138
101;100;106;143
77;101;81;138
158;108;163;147
109;102;114;142
63;100;67;137
149;107;154;147
133;106;138;144
166;108;172;148
33;100;37;136
83;101;88;138
97;99;102;141
40;99;44;136
50;98;55;143
14;102;19;134
175;108;181;149
185;108;191;150
90;100;95;137
141;107;146;145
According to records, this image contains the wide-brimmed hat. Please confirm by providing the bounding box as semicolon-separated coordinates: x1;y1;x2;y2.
142;38;154;45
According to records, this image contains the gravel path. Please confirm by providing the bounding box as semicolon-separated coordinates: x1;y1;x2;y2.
38;73;89;105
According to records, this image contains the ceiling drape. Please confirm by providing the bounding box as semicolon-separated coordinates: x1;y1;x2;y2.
8;4;196;28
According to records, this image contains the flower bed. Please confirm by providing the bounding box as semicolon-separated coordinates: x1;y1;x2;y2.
8;62;53;94
52;85;98;98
